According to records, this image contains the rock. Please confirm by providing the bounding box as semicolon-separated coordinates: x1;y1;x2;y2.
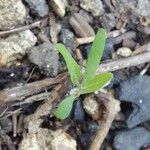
48;0;68;17
87;121;99;133
83;95;100;120
6;30;37;52
28;42;59;76
122;39;137;49
79;133;93;149
69;13;95;37
60;29;77;52
136;0;150;17
0;0;26;30
0;30;37;66
51;130;77;150
116;47;132;57
116;0;150;17
113;127;150;150
119;75;150;128
19;128;52;150
25;0;49;17
80;0;104;17
0;118;12;133
79;9;94;24
101;13;117;31
0;42;23;67
79;121;99;149
20;128;76;150
108;70;128;88
73;99;85;121
115;0;137;14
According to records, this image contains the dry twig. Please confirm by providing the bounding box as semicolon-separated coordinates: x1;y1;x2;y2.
0;21;41;37
76;31;136;45
25;82;68;128
97;52;150;74
89;92;120;150
0;73;67;104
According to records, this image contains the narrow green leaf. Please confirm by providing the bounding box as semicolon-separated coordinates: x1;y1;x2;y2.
82;28;106;85
53;95;76;120
80;72;113;94
55;43;81;86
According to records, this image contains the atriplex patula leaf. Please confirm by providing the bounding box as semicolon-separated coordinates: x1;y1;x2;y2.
82;28;106;85
55;43;81;86
80;73;113;94
53;95;77;120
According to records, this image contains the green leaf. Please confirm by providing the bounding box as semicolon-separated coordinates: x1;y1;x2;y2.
80;72;113;94
53;95;76;120
82;28;106;85
55;43;81;86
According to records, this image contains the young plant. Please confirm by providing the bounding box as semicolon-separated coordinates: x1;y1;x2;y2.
53;28;113;120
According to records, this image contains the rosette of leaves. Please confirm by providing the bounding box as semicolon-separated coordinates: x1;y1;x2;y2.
53;28;113;120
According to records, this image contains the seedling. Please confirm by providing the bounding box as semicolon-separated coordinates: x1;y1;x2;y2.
53;28;113;120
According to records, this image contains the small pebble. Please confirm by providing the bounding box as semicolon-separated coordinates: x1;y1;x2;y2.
80;0;104;17
73;99;85;121
87;121;99;133
25;0;49;17
28;42;59;76
117;47;132;57
113;127;150;150
0;118;12;133
122;39;137;49
101;13;117;31
0;30;37;67
69;13;95;37
83;95;100;120
119;75;150;127
79;9;94;24
60;29;77;52
137;0;150;17
79;133;92;149
49;0;68;17
51;130;77;150
0;0;26;30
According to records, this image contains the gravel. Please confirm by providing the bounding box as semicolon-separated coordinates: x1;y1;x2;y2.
113;127;150;150
119;75;150;128
0;0;26;30
28;42;59;76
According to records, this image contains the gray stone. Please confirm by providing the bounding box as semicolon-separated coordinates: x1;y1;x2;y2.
29;42;59;76
115;0;137;14
0;0;26;30
69;13;95;37
115;0;150;17
101;13;117;31
80;0;104;17
0;30;37;67
25;0;49;17
117;47;132;57
60;29;77;52
79;9;94;24
83;95;99;118
137;0;150;17
119;75;150;128
113;127;150;150
74;99;85;121
6;30;37;52
49;0;68;17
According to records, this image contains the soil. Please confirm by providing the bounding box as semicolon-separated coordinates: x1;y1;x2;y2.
0;0;150;150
